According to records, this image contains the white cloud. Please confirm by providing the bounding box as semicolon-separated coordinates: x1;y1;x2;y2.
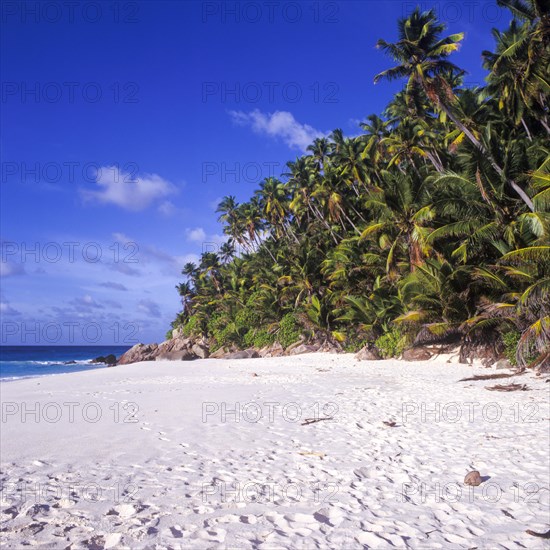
229;109;325;152
0;296;21;316
185;228;227;255
138;299;162;318
71;294;104;310
0;262;25;277
99;281;128;291
175;253;200;266
186;227;207;243
157;200;177;217
81;166;176;211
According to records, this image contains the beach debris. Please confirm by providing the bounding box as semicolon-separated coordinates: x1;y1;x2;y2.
383;420;397;427
459;373;516;381
252;373;259;377
526;529;550;538
486;383;529;392
301;416;333;426
464;471;482;486
501;509;515;518
298;451;325;458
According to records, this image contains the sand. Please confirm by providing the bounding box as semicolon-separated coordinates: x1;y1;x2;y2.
1;352;549;548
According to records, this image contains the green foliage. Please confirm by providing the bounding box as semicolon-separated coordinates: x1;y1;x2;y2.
235;307;262;332
212;322;239;349
502;331;520;366
375;327;406;358
343;336;369;353
182;314;202;337
244;328;276;349
207;313;228;334
165;329;173;341
168;5;549;367
277;313;302;349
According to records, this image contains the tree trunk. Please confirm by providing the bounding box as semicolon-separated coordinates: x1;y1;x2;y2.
438;101;535;212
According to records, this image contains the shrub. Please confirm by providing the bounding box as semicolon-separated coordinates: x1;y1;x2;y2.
212;322;239;349
278;313;301;349
183;314;202;337
502;330;537;366
207;313;228;335
244;327;275;349
243;330;255;348
375;327;406;358
235;307;262;332
253;329;275;349
502;330;520;366
343;335;369;353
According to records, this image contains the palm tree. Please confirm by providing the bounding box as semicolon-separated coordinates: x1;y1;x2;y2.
483;12;550;135
360;171;435;274
255;177;289;238
375;7;535;211
219;241;235;263
168;7;548;369
176;281;194;318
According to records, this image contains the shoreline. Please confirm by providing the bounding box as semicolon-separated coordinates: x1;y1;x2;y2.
1;352;548;548
0;343;509;383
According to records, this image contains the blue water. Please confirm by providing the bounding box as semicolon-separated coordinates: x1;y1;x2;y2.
0;346;131;380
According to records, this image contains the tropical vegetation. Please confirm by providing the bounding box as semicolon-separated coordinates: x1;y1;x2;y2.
170;1;549;368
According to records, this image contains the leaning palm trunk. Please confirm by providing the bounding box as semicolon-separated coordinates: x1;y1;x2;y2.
434;96;535;212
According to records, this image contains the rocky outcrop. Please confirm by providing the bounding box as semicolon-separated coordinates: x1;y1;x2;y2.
118;343;159;365
402;347;433;361
288;344;320;355
192;343;209;359
284;337;306;354
259;342;284;357
117;331;216;364
494;359;512;370
157;336;192;355
91;354;117;365
318;340;342;353
209;347;229;359
355;345;381;361
155;350;196;361
224;349;260;359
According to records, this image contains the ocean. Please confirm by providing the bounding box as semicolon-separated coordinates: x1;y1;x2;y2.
0;346;132;381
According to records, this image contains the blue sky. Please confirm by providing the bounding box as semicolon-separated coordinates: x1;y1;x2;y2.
1;1;512;345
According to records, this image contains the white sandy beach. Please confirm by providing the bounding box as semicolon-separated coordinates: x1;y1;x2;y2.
1;353;549;549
